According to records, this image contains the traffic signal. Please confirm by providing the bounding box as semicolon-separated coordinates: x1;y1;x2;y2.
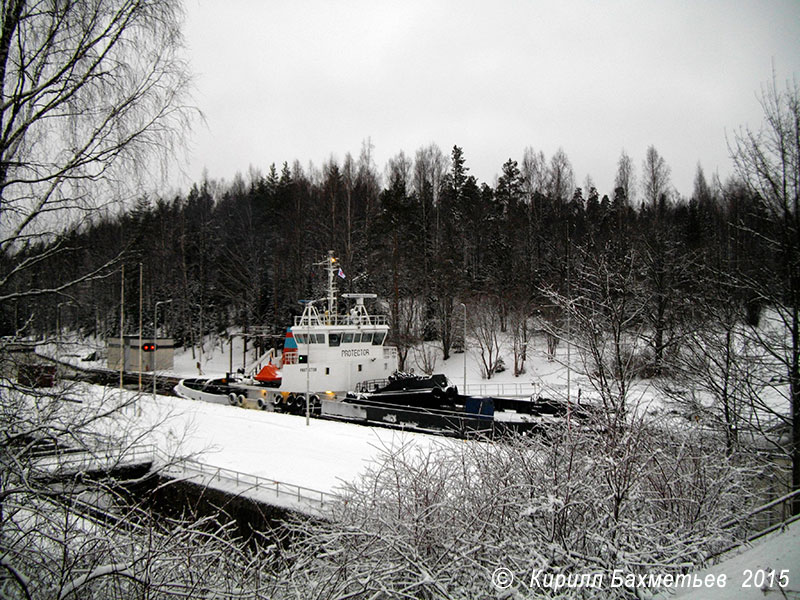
142;343;157;352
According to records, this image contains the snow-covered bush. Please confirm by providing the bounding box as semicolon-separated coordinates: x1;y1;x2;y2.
277;421;765;599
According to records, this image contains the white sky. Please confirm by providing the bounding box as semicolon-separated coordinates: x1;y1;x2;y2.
180;0;800;199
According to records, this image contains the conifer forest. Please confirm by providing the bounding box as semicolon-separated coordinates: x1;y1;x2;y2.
1;0;799;597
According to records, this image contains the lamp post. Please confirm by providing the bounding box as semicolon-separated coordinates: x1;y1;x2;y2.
306;314;311;426
153;299;172;399
460;302;467;394
302;300;315;427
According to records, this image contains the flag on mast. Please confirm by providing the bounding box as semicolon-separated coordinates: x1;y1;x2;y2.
337;267;346;279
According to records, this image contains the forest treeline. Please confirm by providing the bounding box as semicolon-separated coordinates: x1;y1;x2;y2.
0;142;777;371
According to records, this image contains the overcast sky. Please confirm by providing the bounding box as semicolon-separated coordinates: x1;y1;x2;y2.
180;0;800;199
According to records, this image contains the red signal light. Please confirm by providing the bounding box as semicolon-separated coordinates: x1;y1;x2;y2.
142;343;157;352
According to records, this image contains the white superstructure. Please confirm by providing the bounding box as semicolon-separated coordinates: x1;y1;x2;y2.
175;252;398;410
283;293;396;394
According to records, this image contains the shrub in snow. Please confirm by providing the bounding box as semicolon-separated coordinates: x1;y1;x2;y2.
276;418;768;599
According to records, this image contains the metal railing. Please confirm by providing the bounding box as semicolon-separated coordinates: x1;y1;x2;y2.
293;314;389;327
33;443;159;473
161;457;336;512
355;378;390;393
464;382;539;398
720;487;800;533
707;488;800;562
33;443;336;515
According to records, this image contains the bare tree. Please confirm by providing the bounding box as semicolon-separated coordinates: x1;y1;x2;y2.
729;73;800;512
391;295;424;372
614;149;636;206
341;152;356;266
543;247;647;421
660;289;793;467
641;145;672;208
412;342;438;375
546;147;575;203
508;301;530;377
384;151;413;192
520;146;548;200
412;143;448;208
0;0;195;310
0;368;273;599
468;296;502;379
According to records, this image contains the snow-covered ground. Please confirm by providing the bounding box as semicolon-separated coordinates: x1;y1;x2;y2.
128;389;453;496
27;330;800;595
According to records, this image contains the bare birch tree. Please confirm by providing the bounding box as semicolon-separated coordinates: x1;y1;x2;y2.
546;147;575;203
0;0;195;312
641;145;672;208
614;149;636;206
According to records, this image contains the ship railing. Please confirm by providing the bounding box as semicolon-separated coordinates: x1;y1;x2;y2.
355;378;390;393
293;313;389;327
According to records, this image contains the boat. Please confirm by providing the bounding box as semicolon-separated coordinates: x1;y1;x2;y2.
175;252;398;412
331;371;597;436
175;252;594;437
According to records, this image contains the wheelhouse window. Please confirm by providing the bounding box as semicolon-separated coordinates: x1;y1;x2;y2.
296;333;326;344
342;332;354;343
361;333;373;343
328;333;341;347
372;331;386;345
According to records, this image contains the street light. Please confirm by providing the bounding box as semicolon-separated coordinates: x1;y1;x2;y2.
460;302;467;394
299;299;316;427
306;313;311;426
153;299;172;399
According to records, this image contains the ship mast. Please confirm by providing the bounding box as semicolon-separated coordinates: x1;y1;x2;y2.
325;250;338;317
